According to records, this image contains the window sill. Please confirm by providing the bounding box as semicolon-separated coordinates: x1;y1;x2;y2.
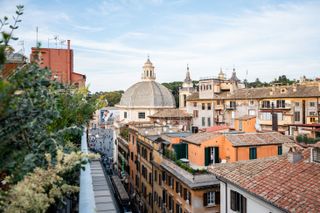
206;204;216;208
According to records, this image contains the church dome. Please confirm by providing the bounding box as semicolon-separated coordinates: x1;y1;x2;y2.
118;81;176;108
117;58;176;108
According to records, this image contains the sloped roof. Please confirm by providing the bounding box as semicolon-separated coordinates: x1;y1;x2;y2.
186;92;199;101
183;132;221;144
225;132;293;147
217;84;320;99
204;125;229;132
209;149;320;213
149;109;192;118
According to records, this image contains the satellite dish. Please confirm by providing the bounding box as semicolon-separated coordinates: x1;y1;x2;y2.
255;119;262;132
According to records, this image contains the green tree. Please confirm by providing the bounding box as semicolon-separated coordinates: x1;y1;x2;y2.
0;5;99;211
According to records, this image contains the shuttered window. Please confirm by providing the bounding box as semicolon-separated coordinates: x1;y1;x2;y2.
249;147;257;159
205;147;219;166
230;190;247;213
278;145;282;155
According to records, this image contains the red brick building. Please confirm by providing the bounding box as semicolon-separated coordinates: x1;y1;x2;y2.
30;40;86;87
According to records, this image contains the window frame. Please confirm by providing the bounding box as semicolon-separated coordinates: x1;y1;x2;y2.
138;112;145;119
249;147;257;160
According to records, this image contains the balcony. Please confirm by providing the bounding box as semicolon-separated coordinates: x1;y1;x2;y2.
260;103;292;110
161;157;218;188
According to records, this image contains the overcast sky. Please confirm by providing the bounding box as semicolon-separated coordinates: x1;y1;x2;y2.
1;0;320;92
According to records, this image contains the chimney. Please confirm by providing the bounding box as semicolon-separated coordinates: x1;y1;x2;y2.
288;147;303;163
67;40;70;50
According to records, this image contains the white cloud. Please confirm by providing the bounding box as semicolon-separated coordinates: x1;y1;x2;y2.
1;1;319;92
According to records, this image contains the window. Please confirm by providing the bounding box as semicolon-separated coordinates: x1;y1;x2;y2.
207;117;211;126
249;100;254;105
124;111;127;118
183;94;187;107
312;148;320;163
168;176;174;189
262;101;270;108
295;102;300;107
310;102;315;107
202;103;205;110
205;147;219;166
309;111;316;116
202;117;206;127
193;102;197;107
261;112;271;121
169;195;174;211
183;189;192;204
230;190;247;213
193;110;198;118
207;191;215;205
176;181;181;194
176;204;182;213
249;147;257;159
162;172;166;182
229;101;236;109
217;100;221;105
207;103;211;110
163;189;167;205
294;111;300;122
138;112;145;119
310;117;316;123
278;145;282;155
277;112;283;121
276;100;286;108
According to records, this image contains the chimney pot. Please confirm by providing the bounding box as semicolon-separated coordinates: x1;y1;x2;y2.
288;147;303;163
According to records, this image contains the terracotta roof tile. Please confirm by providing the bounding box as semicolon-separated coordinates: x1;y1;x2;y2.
209;149;320;213
225;132;293;146
149;109;192;118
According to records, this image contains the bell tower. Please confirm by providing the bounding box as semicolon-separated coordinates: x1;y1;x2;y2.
142;56;156;81
179;65;195;110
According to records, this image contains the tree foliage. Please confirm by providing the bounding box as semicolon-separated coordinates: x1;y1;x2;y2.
0;5;99;211
93;90;124;107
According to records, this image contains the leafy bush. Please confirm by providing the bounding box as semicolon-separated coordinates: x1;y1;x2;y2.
296;134;320;144
163;149;207;175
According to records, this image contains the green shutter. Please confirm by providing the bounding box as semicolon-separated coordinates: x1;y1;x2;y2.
173;144;181;159
278;145;282;155
214;147;220;163
205;147;210;166
249;147;257;159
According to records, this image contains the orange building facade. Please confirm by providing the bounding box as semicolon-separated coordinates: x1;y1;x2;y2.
122;123;220;213
30;40;86;87
183;131;294;168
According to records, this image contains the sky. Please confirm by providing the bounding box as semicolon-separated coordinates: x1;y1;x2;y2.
1;0;320;92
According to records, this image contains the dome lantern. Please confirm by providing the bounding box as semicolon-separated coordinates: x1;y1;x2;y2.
142;56;156;81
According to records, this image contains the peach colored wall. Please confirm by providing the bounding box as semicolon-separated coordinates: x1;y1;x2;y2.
188;136;281;165
187;135;232;166
234;117;256;133
235;145;280;161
